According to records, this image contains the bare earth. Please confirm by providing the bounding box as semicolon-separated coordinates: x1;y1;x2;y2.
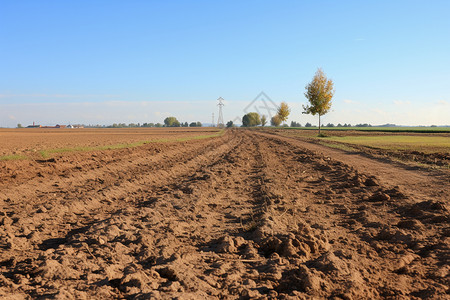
0;128;216;157
0;129;448;299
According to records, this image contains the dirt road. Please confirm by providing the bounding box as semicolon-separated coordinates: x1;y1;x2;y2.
0;130;448;299
259;130;450;203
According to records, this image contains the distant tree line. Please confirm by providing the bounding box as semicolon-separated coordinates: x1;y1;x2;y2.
18;117;369;129
240;101;292;127
64;117;203;129
100;121;370;129
301;123;370;128
163;117;202;127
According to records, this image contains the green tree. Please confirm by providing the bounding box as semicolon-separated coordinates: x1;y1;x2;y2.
226;121;234;128
17;123;23;128
261;115;267;127
164;117;180;127
277;102;290;125
271;115;281;127
242;112;261;127
189;121;202;127
303;68;335;135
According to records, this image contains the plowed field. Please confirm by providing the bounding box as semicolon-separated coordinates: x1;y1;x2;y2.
0;129;448;299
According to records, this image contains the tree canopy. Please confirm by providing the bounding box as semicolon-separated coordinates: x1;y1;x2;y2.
290;121;301;127
242;112;261;127
164;117;180;127
277;102;290;124
303;68;334;134
261;115;267;127
271;115;281;127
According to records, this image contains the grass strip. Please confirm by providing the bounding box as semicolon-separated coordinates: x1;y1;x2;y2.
175;129;225;142
0;154;28;161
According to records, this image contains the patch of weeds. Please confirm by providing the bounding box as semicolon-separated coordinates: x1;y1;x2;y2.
40;147;91;158
39;150;50;159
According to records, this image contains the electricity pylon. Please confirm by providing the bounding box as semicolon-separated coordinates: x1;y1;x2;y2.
217;97;225;128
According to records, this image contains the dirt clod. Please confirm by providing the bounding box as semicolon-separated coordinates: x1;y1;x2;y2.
368;192;391;202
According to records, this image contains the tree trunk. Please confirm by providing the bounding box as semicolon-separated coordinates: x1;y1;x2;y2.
318;114;321;135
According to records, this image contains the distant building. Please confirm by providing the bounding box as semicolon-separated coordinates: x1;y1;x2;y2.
27;121;42;128
26;122;81;128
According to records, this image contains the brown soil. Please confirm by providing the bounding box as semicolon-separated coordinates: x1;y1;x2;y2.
0;128;218;157
0;129;448;299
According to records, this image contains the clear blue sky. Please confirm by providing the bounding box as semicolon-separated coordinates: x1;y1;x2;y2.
1;0;449;126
